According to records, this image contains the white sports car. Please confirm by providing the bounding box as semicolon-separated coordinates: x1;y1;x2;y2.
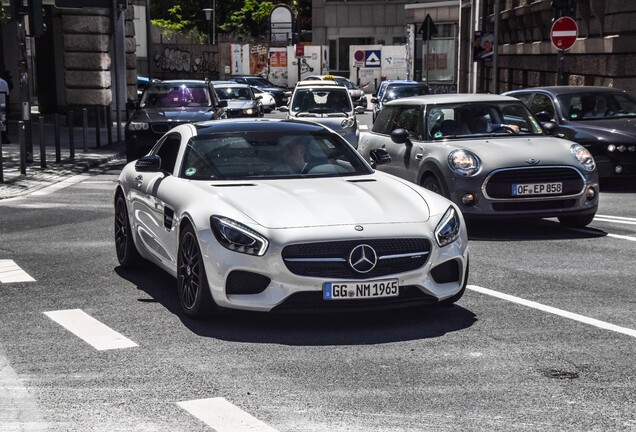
114;119;469;318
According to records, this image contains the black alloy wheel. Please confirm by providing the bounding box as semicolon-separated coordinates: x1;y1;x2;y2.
114;193;143;268
177;225;215;318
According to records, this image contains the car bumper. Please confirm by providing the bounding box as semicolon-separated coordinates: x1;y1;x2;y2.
199;222;469;312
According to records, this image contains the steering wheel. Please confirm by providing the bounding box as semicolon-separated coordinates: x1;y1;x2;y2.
491;125;517;134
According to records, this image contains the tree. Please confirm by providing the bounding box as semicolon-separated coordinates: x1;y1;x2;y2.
219;0;274;41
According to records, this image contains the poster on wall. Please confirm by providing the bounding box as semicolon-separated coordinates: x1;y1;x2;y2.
268;48;288;87
473;31;494;62
230;44;243;75
250;45;269;76
381;46;407;80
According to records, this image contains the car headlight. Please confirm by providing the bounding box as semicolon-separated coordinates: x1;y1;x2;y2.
210;216;269;256
341;117;355;128
448;149;480;176
128;121;149;131
243;108;255;115
435;207;461;247
570;143;595;171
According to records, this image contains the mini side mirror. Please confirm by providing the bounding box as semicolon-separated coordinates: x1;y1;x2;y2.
278;106;289;112
370;97;379;104
542;121;559;136
390;128;409;144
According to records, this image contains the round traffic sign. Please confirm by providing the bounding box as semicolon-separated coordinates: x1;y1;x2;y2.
551;16;578;50
354;50;365;62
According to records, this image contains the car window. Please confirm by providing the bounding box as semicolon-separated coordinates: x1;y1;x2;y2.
291;88;351;115
529;93;555;120
180;130;371;180
372;105;421;137
154;133;181;174
557;91;636;120
382;85;428;103
141;84;211;108
216;86;253;100
512;92;532;106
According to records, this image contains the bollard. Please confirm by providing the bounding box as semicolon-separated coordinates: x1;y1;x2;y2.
0;126;3;183
68;110;75;160
82;108;88;152
95;106;101;148
39;115;46;169
106;107;112;147
19;121;26;175
54;113;61;163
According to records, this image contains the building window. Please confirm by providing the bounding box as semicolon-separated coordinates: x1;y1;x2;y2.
414;23;457;83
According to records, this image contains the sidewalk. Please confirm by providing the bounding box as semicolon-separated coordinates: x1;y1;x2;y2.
0;114;126;200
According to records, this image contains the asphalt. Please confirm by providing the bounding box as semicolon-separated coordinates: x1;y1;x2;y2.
0;112;126;200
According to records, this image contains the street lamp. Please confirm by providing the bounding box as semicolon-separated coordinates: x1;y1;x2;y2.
203;8;213;45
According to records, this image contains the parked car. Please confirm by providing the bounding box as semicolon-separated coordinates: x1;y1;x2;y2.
305;74;368;108
125;80;227;162
358;94;599;228
371;80;429;122
227;75;288;107
213;82;263;118
504;86;636;178
250;86;276;113
114;118;469;318
279;80;365;148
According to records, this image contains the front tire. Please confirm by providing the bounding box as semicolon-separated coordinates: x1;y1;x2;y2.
421;175;445;197
558;213;595;228
177;224;216;319
114;193;143;268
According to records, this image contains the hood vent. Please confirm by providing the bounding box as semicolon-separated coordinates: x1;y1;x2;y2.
212;183;256;188
347;179;377;183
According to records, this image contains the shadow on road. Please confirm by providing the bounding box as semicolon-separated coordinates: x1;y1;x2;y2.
599;177;636;193
116;266;477;346
466;218;607;242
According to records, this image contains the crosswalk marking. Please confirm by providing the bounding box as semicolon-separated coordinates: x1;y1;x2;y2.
0;260;36;283
43;309;138;351
177;397;279;432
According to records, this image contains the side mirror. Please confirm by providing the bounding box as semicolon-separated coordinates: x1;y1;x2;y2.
278;106;289;112
542;121;559;136
355;106;365;114
135;155;162;172
535;111;554;123
390;128;409;144
256;95;263;100
217;100;228;108
370;97;379;104
370;148;392;166
285;91;292;98
126;100;140;111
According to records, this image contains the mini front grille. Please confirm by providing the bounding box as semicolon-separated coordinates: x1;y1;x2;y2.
282;238;431;279
484;167;584;199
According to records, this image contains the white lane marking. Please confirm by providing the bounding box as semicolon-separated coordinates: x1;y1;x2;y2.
31;174;90;196
0;260;36;283
467;285;636;338
177;397;279;432
43;309;138;351
594;215;636;226
359;124;369;130
596;214;636;222
607;233;636;242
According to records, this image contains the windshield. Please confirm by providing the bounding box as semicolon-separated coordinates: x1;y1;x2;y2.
557;91;636;120
427;101;545;139
290;88;352;115
216;86;253;100
141;84;211;108
382;85;428;103
180;130;371;180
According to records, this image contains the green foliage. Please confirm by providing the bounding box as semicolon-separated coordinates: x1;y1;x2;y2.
1;7;11;24
218;0;275;41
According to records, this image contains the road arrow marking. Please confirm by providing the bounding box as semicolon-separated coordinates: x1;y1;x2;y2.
177;397;279;432
0;260;36;283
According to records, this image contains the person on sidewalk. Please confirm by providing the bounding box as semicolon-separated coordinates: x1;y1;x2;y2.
0;73;10;143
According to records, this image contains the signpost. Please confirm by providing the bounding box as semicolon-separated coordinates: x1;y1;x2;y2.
418;14;437;85
551;16;578;85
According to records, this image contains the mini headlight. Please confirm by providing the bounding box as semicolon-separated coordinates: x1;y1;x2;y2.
435;207;461;247
606;144;616;152
570;143;595;171
210;216;269;256
341;117;355;128
448;149;480;176
128;121;149;131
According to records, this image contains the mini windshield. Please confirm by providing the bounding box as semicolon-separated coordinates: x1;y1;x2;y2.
141;84;211;108
557;91;636;120
180;130;371;180
382;85;428;103
216;86;253;100
291;88;352;115
427;101;545;139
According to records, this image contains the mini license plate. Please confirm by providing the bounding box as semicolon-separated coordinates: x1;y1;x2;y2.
323;279;399;300
512;182;562;196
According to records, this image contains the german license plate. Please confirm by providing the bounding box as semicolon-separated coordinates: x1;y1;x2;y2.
512;182;562;196
323;279;399;300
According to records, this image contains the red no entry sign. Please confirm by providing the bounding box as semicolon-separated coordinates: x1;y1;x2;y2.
551;16;578;50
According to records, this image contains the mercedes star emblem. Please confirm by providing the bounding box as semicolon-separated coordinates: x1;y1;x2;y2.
349;244;378;273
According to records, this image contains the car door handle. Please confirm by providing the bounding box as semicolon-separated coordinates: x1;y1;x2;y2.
415;154;423;160
134;175;143;185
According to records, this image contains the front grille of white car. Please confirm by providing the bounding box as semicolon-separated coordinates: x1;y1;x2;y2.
282;238;431;279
